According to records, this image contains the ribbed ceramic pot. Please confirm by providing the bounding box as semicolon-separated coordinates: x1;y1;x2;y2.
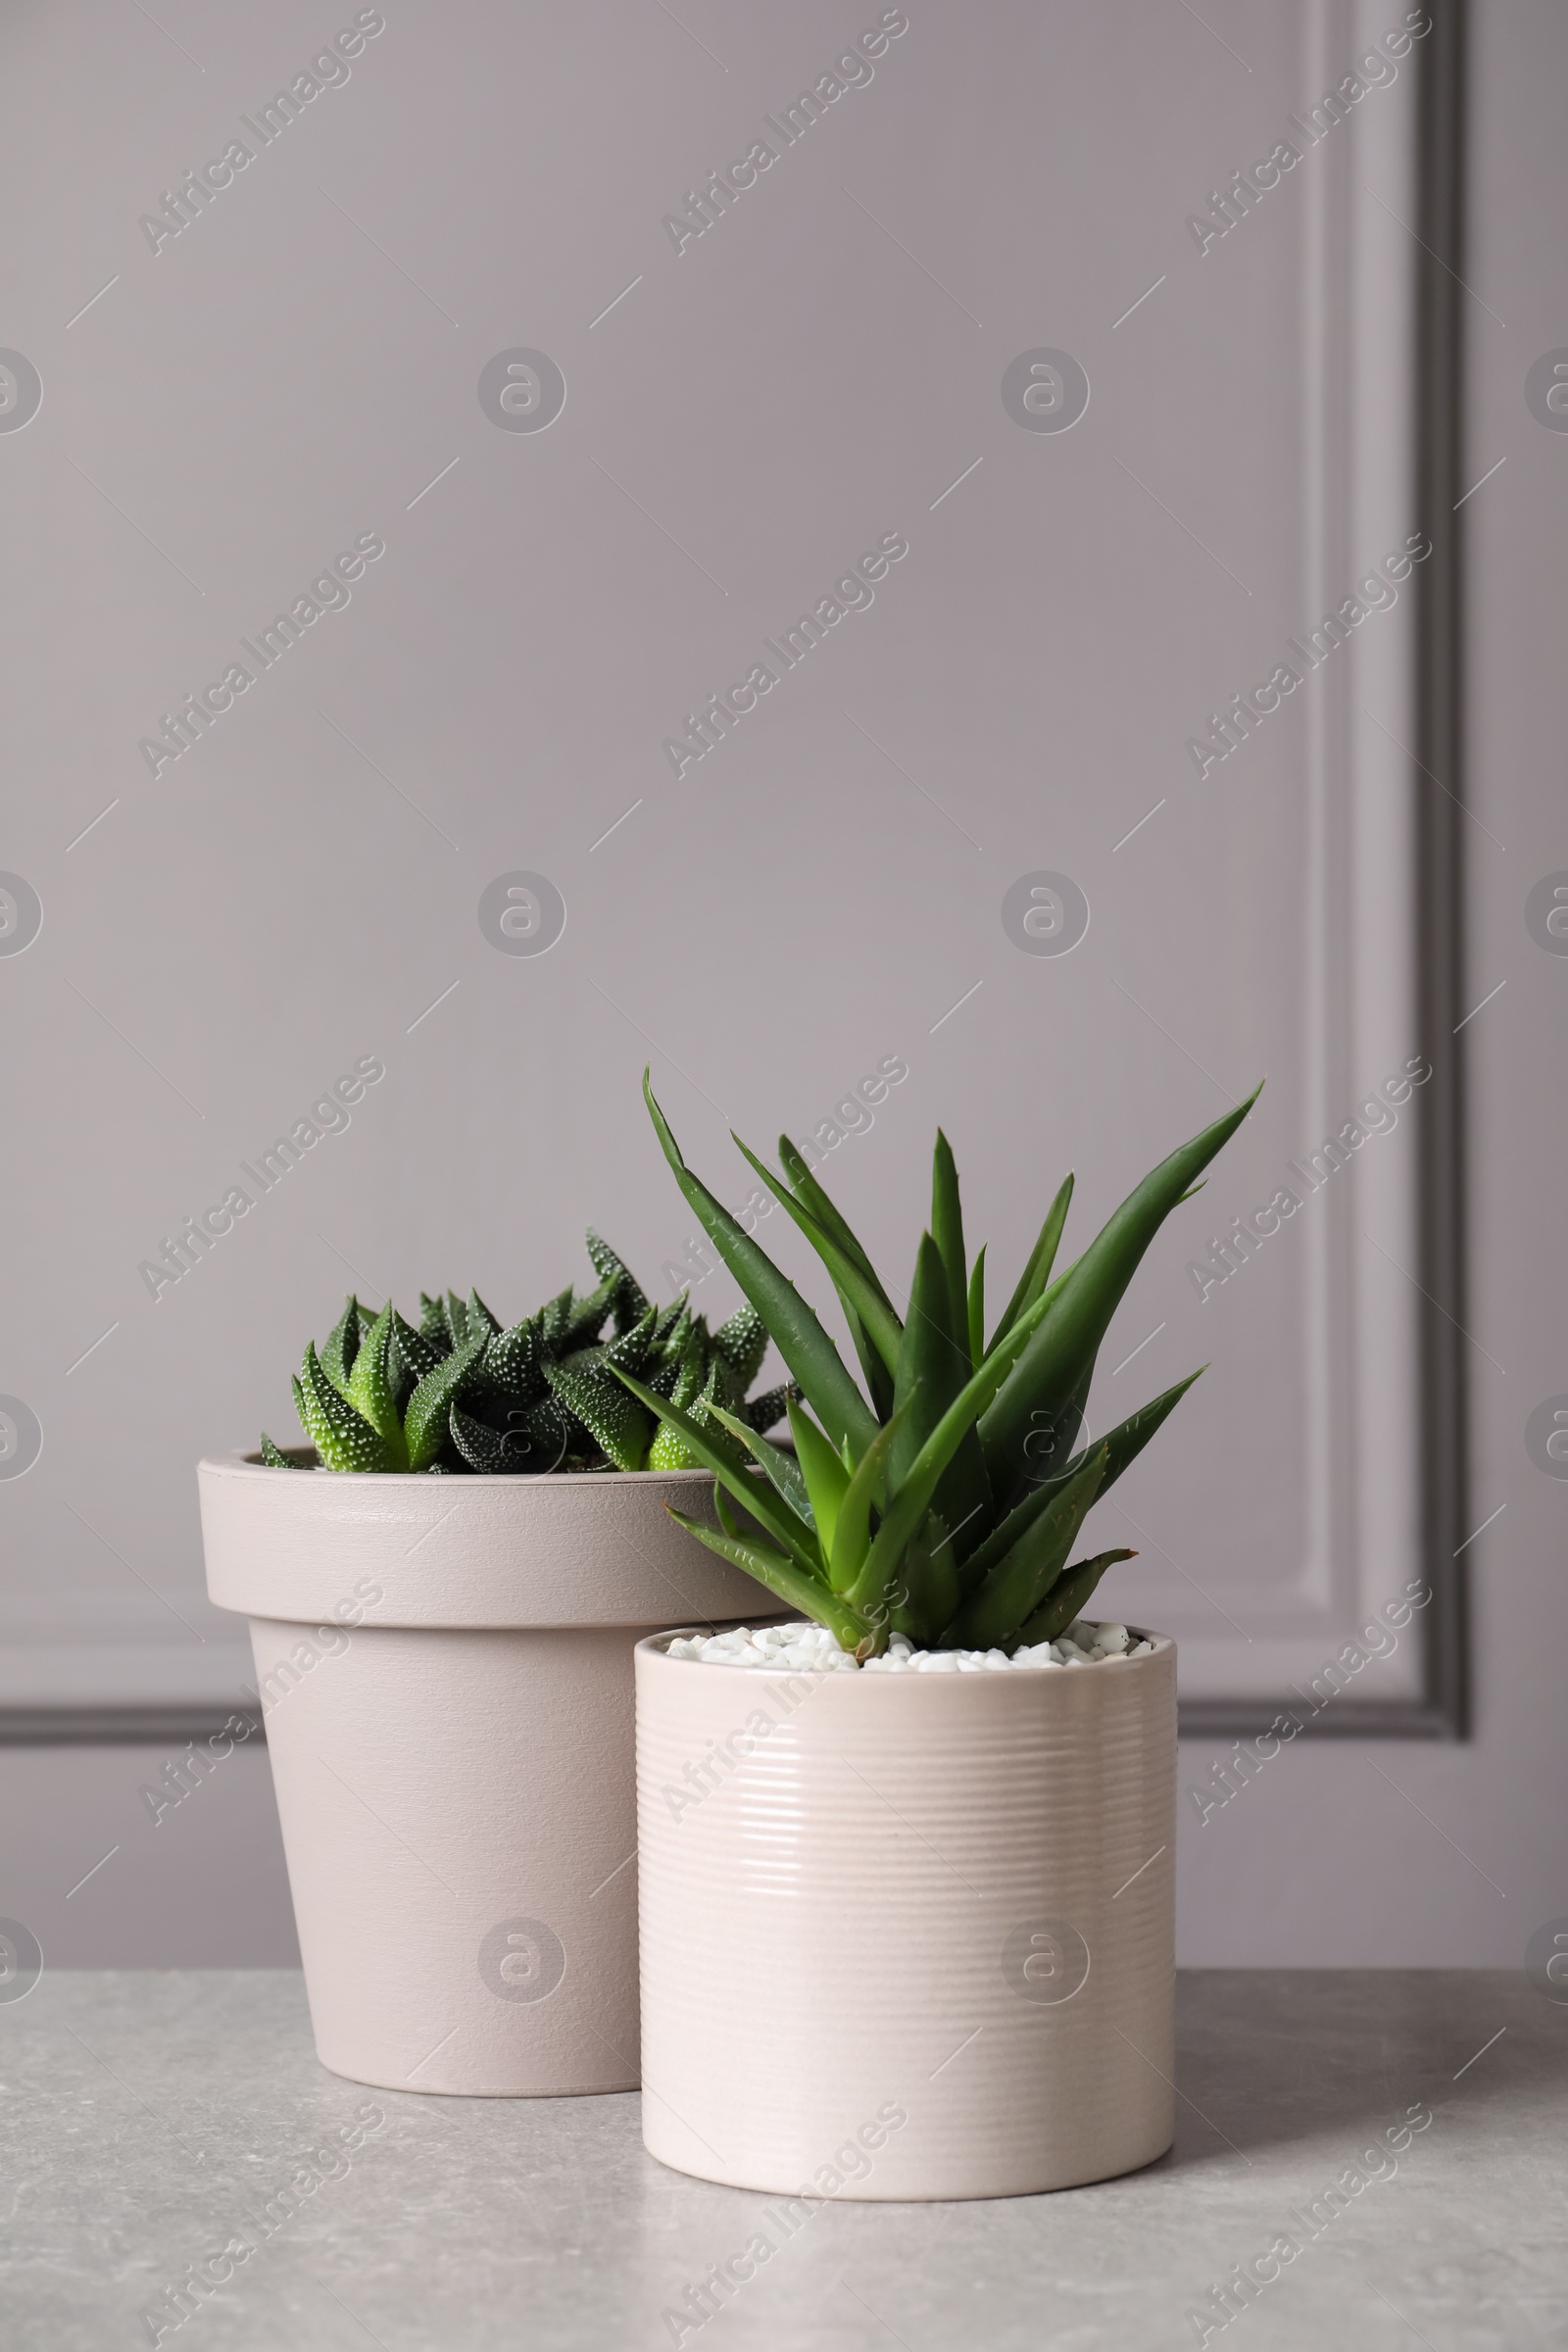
636;1628;1176;2197
199;1452;762;2098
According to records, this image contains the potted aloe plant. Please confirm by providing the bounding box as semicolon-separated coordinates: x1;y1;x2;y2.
199;1235;780;2098
627;1076;1256;2197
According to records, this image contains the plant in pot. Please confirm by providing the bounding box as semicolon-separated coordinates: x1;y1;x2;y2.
198;1233;784;2098
625;1076;1257;2197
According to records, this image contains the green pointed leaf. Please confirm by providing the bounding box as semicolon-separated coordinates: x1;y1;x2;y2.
544;1359;652;1472
931;1131;968;1363
603;1302;659;1382
485;1314;543;1402
707;1400;812;1523
449;1404;531;1473
966;1247;986;1374
563;1275;618;1351
730;1133;905;1378
773;1140;899;1419
980;1089;1260;1501
663;1508;869;1652
319;1296;362;1399
991;1175;1074;1355
586;1230;651;1328
945;1449;1109;1650
259;1433;304;1468
891;1234;990;1546
643;1072;876;1457
613;1366;824;1580
467;1289;502;1341
745;1383;793;1434
829;1406;908;1595
776;1136;900;1308
345;1302;408;1463
445;1291;471;1349
712;1302;768;1390
959;1370;1203;1592
391;1310;444;1395
787;1396;851;1557
845;1271;1067;1617
406;1331;487;1472
1015;1550;1136;1647
418;1292;449;1346
297;1344;401;1473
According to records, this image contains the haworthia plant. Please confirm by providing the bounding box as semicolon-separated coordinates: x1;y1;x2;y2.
262;1232;789;1475
620;1071;1260;1657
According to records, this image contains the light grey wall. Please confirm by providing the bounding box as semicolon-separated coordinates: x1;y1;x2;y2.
1;0;1562;1966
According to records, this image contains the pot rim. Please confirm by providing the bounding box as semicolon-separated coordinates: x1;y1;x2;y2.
636;1624;1175;1677
199;1447;720;1490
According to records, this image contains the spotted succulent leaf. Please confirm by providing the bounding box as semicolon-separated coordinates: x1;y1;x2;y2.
297;1343;401;1472
405;1331;486;1472
484;1314;544;1402
587;1229;650;1329
713;1303;768;1391
345;1302;409;1463
320;1296;362;1399
543;1358;652;1472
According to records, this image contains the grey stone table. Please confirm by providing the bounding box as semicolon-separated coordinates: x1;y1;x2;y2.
4;1972;1563;2350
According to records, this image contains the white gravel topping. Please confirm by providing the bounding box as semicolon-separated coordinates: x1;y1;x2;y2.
664;1620;1156;1672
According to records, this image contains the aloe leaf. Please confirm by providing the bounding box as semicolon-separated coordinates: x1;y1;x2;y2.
945;1449;1108;1650
775;1139;900;1416
846;1269;1065;1615
893;1233;991;1545
417;1292;449;1347
776;1137;897;1295
707;1400;812;1523
829;1407;907;1595
775;1134;904;1356
930;1131;968;1362
787;1395;851;1557
1015;1550;1137;1647
544;1359;652;1472
980;1089;1260;1499
663;1508;870;1651
966;1247;986;1374
259;1433;304;1468
613;1366;824;1580
990;1174;1074;1355
297;1343;401;1473
345;1302;409;1463
893;1509;960;1645
319;1296;362;1399
643;1073;877;1456
960;1369;1203;1591
405;1331;487;1472
730;1133;905;1377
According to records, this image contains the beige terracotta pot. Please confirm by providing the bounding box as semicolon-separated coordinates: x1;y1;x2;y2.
636;1629;1176;2197
198;1451;762;2097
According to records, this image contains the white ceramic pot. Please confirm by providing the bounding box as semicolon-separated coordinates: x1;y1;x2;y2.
198;1452;763;2097
636;1629;1176;2197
